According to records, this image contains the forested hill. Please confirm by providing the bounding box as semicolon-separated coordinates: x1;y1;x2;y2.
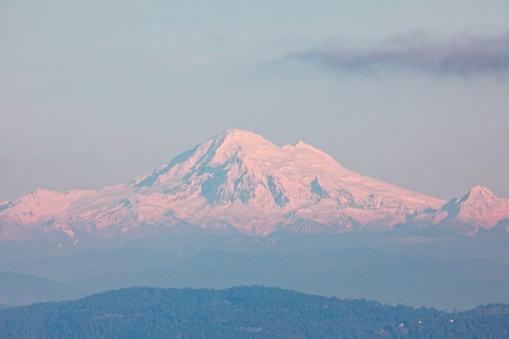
0;286;508;338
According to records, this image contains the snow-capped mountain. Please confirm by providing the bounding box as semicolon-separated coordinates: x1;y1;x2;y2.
412;186;509;236
438;186;509;227
0;129;507;244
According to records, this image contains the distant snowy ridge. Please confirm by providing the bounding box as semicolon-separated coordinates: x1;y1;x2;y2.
412;185;509;236
0;129;507;244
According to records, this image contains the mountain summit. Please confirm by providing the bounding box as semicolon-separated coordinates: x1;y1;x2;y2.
432;186;509;231
128;128;444;235
0;130;506;246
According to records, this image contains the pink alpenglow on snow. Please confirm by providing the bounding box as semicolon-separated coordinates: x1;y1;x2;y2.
0;130;507;244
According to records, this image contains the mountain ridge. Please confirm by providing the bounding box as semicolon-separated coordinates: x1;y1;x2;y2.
3;286;509;338
0;129;507;246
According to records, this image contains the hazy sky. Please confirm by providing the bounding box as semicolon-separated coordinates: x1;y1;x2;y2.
1;0;509;201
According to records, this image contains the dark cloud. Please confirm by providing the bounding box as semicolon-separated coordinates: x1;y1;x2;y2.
286;31;509;76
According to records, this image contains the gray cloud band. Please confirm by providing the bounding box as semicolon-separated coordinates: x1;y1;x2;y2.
286;32;509;76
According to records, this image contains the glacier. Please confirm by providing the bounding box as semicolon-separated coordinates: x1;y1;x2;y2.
0;129;508;247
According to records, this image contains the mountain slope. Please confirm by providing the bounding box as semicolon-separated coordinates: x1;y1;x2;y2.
0;130;443;240
1;129;506;244
409;186;509;236
1;286;508;338
0;272;85;306
127;129;445;234
438;186;509;227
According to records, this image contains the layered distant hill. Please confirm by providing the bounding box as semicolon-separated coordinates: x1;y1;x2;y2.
1;129;508;251
0;272;85;306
